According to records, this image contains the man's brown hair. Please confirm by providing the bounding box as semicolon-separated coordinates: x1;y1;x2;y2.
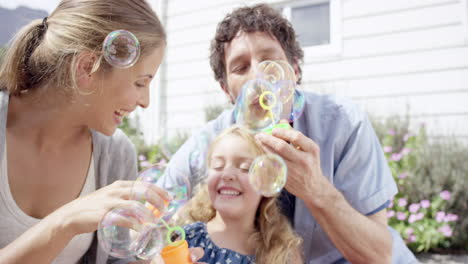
209;3;304;86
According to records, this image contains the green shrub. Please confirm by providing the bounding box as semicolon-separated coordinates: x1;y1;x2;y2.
372;116;468;252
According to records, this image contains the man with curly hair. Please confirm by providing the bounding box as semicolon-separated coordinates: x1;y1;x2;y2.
161;4;417;263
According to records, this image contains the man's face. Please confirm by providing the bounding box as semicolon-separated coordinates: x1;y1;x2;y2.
222;31;297;103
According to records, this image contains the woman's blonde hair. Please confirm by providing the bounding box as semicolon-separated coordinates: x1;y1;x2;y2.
182;126;303;264
0;0;166;97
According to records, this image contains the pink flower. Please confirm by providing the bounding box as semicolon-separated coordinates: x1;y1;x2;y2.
438;225;453;237
403;133;413;142
387;210;395;218
408;214;417;223
436;211;446;222
388;129;396;136
440;190;451;200
397;212;407;221
139;161;151;168
398;198;407;207
416;212;424;221
409;203;420;213
391;153;403;162
408;235;417;243
383;146;393;153
420;200;430;208
405;228;414;236
138;155;147;161
398;172;409;179
444;213;459;222
389;199;394;208
400;148;412;155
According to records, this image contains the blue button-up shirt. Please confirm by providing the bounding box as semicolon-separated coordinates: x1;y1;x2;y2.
159;90;417;263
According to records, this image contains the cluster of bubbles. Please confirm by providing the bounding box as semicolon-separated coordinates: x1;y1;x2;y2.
103;30;141;68
234;60;305;197
234;60;305;133
98;164;189;260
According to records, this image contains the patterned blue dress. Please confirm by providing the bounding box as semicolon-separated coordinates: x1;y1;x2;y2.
184;222;255;264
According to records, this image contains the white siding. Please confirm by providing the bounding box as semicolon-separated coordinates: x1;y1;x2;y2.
300;0;468;138
144;0;468;142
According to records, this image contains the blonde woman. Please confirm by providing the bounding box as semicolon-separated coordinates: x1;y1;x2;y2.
0;1;207;263
181;126;303;264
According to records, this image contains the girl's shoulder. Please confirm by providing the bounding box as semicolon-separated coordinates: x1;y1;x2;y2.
183;222;256;264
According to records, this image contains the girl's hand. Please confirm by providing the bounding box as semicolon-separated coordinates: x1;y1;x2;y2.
52;180;172;235
189;247;207;264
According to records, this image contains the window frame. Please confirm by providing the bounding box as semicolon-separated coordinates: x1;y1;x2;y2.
276;0;342;60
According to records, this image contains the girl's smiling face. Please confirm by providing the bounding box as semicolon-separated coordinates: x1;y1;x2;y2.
207;134;262;219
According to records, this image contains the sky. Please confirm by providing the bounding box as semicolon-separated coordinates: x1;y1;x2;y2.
0;0;60;14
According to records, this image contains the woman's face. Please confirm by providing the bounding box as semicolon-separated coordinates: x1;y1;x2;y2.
83;46;165;136
207;134;262;220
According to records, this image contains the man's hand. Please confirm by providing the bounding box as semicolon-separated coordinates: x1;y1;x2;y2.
255;123;327;202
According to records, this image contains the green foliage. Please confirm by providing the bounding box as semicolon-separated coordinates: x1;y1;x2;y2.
118;116;190;171
372;116;468;252
137;131;189;171
119;116;146;151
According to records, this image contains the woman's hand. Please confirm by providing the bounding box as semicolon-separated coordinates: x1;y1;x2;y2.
52;180;172;236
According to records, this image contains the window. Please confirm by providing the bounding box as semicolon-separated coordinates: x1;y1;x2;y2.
280;0;342;59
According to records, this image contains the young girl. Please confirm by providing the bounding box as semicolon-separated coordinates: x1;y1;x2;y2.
180;126;303;264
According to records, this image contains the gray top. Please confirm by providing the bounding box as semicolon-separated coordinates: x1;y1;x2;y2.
0;91;138;264
160;90;418;264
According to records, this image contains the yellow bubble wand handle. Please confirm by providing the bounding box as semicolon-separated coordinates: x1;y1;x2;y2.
259;90;276;121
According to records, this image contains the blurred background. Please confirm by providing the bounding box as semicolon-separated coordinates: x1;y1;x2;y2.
1;0;467;261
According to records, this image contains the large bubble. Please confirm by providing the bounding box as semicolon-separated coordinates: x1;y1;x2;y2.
248;154;287;197
233;79;283;133
257;60;296;103
97;203;164;259
103;30;141;68
99;164;190;260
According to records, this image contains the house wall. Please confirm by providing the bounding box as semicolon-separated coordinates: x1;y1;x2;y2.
140;0;468;143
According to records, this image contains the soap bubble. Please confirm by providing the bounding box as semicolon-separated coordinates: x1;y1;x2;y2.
248;154;287;197
103;30;140;68
282;89;305;123
132;164;189;222
97;203;164;259
99;163;190;260
257;60;296;102
188;131;212;184
233;79;282;133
